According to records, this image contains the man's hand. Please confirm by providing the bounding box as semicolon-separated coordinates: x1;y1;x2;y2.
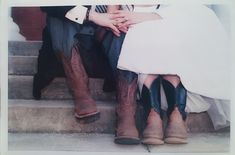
89;11;121;36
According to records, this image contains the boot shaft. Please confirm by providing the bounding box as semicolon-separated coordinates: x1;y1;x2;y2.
162;79;187;121
60;46;91;99
115;73;140;143
140;77;163;120
116;74;138;107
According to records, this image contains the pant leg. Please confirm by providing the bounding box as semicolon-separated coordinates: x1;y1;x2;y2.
32;26;65;100
102;32;137;83
46;16;82;58
32;16;83;100
47;16;113;78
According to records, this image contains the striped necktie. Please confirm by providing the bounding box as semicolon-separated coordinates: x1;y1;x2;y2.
122;5;133;11
123;5;161;11
95;5;133;13
95;5;159;13
95;5;107;13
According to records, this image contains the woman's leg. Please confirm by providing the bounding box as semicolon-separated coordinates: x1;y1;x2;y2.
144;74;159;88
162;75;180;87
141;74;164;145
162;75;188;144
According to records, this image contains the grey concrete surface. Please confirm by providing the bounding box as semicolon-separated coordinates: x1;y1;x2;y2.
8;75;116;101
8;133;230;153
8;99;222;133
9;99;116;133
8;41;41;56
9;56;37;75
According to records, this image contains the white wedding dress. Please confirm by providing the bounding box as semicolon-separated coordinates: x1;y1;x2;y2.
117;5;231;129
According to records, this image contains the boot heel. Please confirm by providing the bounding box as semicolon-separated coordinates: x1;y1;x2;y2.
75;111;100;124
114;137;140;145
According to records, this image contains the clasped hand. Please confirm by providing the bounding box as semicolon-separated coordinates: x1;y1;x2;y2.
91;10;149;37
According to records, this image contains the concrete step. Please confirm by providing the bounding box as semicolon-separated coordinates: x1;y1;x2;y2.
9;41;41;56
9;56;37;75
8;132;230;152
8;99;116;133
8;75;115;101
8;99;222;133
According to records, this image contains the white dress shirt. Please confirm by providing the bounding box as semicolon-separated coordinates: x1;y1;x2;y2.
65;5;88;24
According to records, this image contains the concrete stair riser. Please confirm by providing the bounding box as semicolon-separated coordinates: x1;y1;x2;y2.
8;75;116;101
9;41;41;56
8;99;216;133
9;100;116;133
9;56;37;75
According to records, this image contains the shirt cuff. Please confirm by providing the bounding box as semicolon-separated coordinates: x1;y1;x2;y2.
65;5;87;24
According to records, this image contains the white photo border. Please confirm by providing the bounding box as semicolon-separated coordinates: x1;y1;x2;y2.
1;0;235;155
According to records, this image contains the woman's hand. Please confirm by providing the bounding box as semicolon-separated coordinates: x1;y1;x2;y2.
89;11;121;36
113;10;162;27
118;26;129;33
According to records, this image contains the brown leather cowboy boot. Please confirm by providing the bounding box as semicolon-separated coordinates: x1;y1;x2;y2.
162;79;188;144
114;74;140;145
141;77;164;145
60;45;100;123
164;107;187;144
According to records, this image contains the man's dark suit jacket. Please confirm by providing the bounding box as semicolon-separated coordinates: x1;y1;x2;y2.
33;6;115;100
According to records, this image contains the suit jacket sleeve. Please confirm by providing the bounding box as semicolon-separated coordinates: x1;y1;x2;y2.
40;6;91;20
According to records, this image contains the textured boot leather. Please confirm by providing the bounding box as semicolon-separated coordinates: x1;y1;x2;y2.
165;108;187;139
142;115;164;145
141;77;164;144
115;75;139;142
60;45;98;117
162;79;187;120
162;79;188;143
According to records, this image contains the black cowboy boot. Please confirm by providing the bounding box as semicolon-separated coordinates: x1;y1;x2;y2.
141;77;164;145
162;78;187;144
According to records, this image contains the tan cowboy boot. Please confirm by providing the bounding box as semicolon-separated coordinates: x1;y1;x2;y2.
114;74;140;145
60;45;100;123
164;107;187;144
141;77;164;145
142;109;164;145
162;79;188;144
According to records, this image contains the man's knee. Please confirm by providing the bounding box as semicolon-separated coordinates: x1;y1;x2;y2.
117;69;138;83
